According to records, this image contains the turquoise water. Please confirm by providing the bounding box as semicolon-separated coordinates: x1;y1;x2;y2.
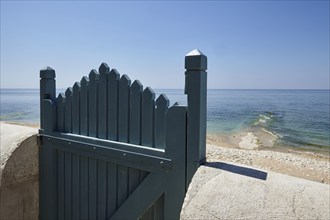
1;89;329;150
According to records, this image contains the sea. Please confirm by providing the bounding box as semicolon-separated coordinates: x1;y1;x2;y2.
1;89;329;151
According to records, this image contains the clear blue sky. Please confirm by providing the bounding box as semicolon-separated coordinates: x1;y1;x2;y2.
1;1;329;89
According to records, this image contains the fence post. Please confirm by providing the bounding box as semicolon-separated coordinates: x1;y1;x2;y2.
40;66;56;130
184;49;207;188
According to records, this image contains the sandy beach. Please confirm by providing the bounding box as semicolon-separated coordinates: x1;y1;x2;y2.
207;131;330;184
1;121;329;185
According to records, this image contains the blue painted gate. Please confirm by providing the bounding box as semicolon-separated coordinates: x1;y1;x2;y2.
39;49;207;220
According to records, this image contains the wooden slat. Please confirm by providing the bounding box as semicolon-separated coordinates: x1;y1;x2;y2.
98;63;109;139
72;82;81;134
164;105;187;220
72;154;80;219
140;87;155;181
57;150;65;220
107;69;120;141
155;94;169;149
88;69;99;137
39;141;57;220
64;152;72;220
141;87;155;147
107;163;117;218
64;87;73;133
80;76;89;136
57;93;65;132
88;158;97;220
118;74;131;142
129;80;143;195
130;80;143;145
97;160;107;219
80;156;88;220
117;165;128;208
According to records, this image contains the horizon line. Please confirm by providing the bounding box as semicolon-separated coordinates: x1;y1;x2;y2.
1;88;329;91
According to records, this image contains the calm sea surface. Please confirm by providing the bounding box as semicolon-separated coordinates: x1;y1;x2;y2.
1;89;329;150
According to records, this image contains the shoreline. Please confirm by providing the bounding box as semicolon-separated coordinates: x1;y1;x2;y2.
207;126;330;155
207;130;330;185
1;121;329;184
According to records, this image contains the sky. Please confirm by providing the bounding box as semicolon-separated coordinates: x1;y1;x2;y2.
1;1;329;89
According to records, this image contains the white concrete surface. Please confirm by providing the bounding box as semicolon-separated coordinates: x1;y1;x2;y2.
0;122;39;220
181;163;330;220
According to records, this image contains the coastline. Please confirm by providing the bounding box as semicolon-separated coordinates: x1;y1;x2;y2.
1;121;329;184
207;130;330;184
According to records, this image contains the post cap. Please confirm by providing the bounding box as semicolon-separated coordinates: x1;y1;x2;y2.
185;49;207;71
40;66;55;79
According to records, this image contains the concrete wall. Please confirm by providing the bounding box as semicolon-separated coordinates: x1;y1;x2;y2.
0;123;38;220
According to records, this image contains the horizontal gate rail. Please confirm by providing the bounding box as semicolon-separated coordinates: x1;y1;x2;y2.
40;134;172;173
40;131;166;156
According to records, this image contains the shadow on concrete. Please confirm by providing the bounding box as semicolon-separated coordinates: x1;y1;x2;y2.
204;162;268;180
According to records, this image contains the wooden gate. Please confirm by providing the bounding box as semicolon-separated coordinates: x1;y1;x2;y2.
39;49;207;220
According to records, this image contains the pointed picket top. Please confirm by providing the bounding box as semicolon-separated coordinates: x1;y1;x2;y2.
65;87;73;97
156;94;169;108
73;82;81;92
99;62;110;75
131;80;143;92
40;66;55;79
156;94;170;108
80;76;89;86
185;48;207;71
173;102;180;106
143;87;155;99
109;69;120;81
89;69;99;81
58;93;65;102
120;74;131;86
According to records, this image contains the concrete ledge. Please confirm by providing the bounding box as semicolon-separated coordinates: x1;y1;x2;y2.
181;163;330;220
0;122;38;220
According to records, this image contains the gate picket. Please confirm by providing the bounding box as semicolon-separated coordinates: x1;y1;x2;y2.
130;80;143;145
98;63;109;139
141;87;155;148
80;156;88;220
97;160;107;219
129;80;143;194
118;74;131;142
57;151;65;220
72;82;81;134
88;158;97;219
64;88;73;133
80;76;89;136
108;69;120;141
155;94;169;149
64;152;72;220
57;93;65;132
72;154;80;219
88;70;99;138
107;163;117;217
117;74;131;208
